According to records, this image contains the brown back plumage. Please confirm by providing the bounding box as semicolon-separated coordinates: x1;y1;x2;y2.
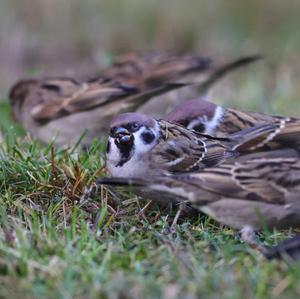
151;119;237;173
99;52;213;87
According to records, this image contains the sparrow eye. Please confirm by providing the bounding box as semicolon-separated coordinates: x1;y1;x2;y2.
130;122;140;131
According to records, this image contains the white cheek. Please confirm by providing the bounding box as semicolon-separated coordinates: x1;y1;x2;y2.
132;122;160;157
204;105;224;135
132;132;154;156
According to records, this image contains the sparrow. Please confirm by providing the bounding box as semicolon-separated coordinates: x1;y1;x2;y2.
106;112;283;177
166;99;300;155
9;53;260;146
165;98;300;137
9;78;143;145
99;51;259;89
99;155;300;231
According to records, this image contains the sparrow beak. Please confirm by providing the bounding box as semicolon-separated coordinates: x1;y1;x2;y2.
113;127;132;144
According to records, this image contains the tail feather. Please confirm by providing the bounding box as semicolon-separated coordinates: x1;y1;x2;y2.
196;55;262;94
273;118;300;149
229;123;280;152
196;123;280;153
233;117;300;152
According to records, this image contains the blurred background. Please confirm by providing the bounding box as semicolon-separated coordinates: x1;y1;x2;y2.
1;0;300;115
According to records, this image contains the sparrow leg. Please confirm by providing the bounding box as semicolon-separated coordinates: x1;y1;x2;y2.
136;197;153;222
170;203;185;230
239;226;268;255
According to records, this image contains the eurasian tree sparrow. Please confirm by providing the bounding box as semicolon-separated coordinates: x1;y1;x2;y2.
9;53;260;146
166;99;300;155
100;155;300;231
165;98;299;138
106;112;282;177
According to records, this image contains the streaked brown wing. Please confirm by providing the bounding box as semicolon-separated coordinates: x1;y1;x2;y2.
98;156;300;209
218;108;277;135
187;157;300;205
134;157;300;206
100;52;212;87
151;120;235;173
235;148;300;162
28;79;138;122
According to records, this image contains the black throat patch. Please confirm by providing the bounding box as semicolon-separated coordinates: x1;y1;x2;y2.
115;136;135;167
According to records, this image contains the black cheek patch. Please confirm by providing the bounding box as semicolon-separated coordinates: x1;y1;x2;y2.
106;140;111;153
141;131;155;144
192;122;205;133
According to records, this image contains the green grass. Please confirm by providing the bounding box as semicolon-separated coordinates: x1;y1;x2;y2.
0;100;300;299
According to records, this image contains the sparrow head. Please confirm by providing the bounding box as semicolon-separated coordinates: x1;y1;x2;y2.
8;79;38;122
165;98;224;135
106;112;160;177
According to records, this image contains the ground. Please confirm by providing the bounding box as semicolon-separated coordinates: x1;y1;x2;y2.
1;1;300;298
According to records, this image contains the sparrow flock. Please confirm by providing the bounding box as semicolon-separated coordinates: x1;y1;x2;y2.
8;51;300;259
